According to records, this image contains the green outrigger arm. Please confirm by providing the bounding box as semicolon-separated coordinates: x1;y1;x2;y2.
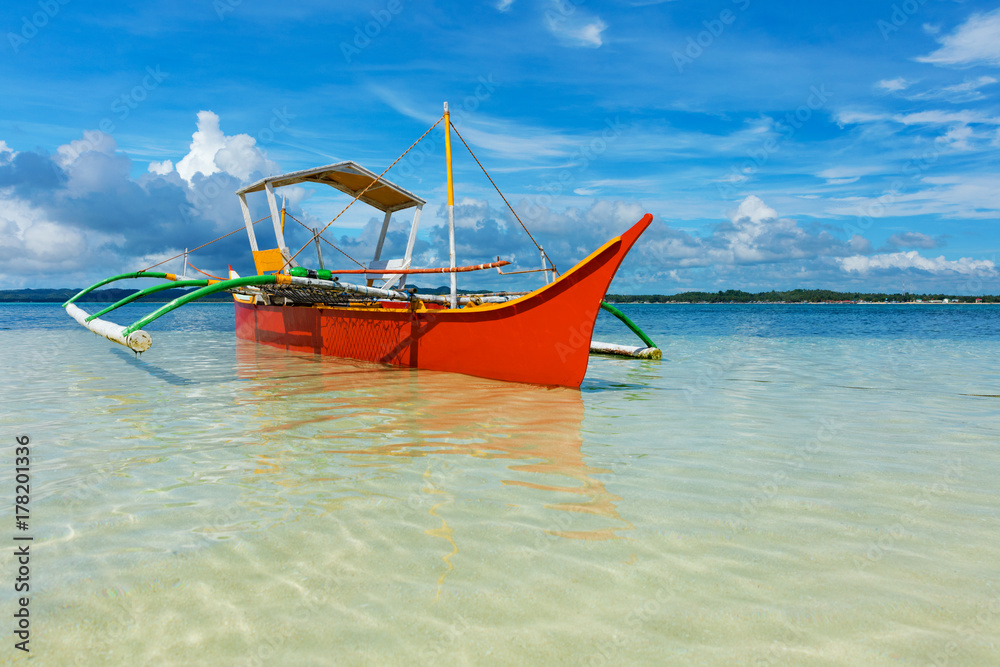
600;301;657;348
86;280;212;321
121;275;278;337
61;271;175;307
589;301;662;360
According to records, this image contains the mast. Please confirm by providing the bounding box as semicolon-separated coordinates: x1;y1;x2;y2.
444;101;457;308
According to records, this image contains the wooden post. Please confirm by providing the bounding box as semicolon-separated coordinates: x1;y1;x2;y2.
238;193;259;252
313;228;325;270
264;180;287;254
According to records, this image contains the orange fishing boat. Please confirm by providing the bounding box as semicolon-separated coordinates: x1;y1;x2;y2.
63;104;659;387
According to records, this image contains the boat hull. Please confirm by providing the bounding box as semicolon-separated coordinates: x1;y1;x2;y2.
234;214;652;387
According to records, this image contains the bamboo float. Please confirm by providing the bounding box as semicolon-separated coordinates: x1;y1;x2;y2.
64;274;277;352
65;303;153;352
589;341;662;360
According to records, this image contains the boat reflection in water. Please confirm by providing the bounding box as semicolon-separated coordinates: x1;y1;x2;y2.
234;340;633;546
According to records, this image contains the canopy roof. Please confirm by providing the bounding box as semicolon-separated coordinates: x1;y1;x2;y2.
236;161;425;213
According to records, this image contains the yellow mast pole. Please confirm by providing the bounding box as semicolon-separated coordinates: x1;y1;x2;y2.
444;101;457;308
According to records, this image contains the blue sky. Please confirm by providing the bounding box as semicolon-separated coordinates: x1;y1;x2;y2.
2;0;999;294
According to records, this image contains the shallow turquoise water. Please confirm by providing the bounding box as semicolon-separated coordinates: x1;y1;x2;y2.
1;303;998;665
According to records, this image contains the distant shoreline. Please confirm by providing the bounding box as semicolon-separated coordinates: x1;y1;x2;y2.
1;287;996;305
603;300;998;305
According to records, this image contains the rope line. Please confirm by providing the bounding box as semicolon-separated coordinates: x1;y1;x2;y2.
140;215;270;271
284;210;366;269
449;122;560;276
282;117;443;271
185;262;225;280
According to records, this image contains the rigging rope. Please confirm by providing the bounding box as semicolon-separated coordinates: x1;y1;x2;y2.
448;121;559;276
140;215;271;272
284;210;366;269
141;116;556;281
185;261;225;281
281;117;444;271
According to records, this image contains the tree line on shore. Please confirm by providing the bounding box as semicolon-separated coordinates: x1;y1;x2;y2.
605;289;999;304
0;288;232;303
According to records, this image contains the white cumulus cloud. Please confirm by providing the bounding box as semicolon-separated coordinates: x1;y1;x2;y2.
175;111;277;184
147;159;174;175
55;129;117;167
0;140;14;165
639;195;857;270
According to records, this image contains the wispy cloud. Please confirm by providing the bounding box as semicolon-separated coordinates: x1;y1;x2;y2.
839;251;994;276
892;110;1000;126
917;8;1000;67
838;109;1000;126
367;85;586;161
835;110;890;126
877;77;911;92
816;166;883;185
826;174;1000;220
884;232;940;250
889;76;1000;103
543;1;607;48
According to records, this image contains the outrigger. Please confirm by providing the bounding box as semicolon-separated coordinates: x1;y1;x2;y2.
63;104;661;388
